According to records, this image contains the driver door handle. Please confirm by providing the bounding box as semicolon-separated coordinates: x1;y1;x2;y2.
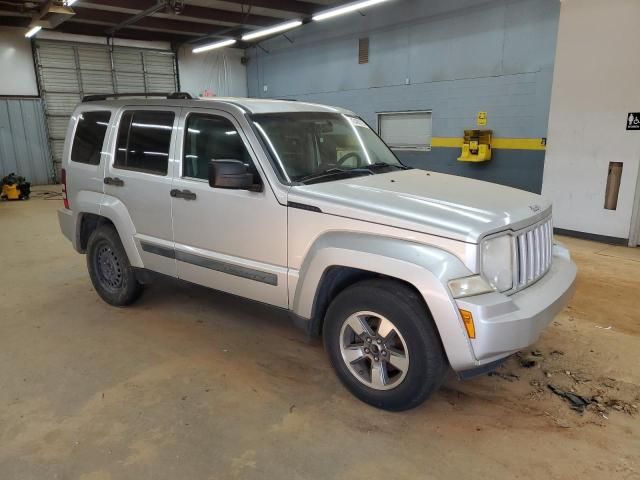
104;177;124;187
170;189;197;201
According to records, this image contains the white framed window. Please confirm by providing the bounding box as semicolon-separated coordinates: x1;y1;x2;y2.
378;110;432;151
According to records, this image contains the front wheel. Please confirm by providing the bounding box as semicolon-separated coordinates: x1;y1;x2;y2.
323;279;448;411
86;224;143;306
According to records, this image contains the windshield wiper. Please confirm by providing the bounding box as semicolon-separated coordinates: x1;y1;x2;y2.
364;162;411;171
296;168;372;185
342;162;411;176
296;163;410;185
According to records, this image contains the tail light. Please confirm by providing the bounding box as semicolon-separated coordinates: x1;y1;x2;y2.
61;168;69;209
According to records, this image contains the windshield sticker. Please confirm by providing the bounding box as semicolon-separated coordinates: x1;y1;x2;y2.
349;117;368;128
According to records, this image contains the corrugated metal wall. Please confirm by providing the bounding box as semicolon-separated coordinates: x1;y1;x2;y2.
0;98;53;185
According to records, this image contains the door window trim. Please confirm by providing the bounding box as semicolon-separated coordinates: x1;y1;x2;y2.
178;110;264;186
111;107;178;177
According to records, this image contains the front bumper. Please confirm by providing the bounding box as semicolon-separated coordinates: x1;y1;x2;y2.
455;244;577;370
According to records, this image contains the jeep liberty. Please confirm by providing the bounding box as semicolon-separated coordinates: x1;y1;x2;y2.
58;95;576;411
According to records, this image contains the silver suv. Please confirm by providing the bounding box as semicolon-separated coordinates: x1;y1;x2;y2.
58;95;576;411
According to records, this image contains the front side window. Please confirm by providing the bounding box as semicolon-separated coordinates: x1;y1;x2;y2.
71;111;111;165
114;110;174;175
183;114;256;181
251;112;404;184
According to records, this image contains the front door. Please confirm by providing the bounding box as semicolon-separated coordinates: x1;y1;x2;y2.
103;107;180;277
170;109;288;308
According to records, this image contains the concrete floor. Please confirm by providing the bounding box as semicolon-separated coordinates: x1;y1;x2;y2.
1;189;639;480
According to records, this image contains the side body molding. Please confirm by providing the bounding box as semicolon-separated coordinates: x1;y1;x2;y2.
291;232;478;370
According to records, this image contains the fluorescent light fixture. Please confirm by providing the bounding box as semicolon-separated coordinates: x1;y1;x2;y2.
313;0;392;21
66;0;78;5
25;26;42;38
192;38;236;54
241;20;302;42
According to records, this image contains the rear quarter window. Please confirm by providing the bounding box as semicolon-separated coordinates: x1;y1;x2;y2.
71;111;111;165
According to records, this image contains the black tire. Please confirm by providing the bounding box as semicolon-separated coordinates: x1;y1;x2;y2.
86;224;143;306
323;279;448;411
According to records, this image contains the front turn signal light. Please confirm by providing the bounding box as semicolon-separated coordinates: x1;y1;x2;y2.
459;309;476;339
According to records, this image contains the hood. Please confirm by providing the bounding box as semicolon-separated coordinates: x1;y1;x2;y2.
288;169;551;243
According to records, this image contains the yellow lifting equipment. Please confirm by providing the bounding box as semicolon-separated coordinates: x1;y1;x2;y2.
458;129;492;162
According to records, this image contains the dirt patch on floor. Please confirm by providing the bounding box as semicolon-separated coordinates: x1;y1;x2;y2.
0;194;639;480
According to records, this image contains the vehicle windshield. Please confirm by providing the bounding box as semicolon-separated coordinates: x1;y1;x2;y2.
251;112;405;184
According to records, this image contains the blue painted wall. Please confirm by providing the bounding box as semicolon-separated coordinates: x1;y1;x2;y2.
246;0;561;192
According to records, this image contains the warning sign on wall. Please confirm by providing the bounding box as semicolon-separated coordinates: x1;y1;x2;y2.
627;113;640;130
477;111;487;126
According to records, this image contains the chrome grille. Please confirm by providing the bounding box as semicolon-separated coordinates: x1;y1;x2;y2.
515;217;553;289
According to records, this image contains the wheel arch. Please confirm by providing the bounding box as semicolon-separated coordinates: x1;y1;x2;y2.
78;213;115;252
291;232;478;371
97;194;143;267
73;192;142;268
307;266;424;336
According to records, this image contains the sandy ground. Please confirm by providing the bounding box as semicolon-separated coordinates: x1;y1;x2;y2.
0;187;638;480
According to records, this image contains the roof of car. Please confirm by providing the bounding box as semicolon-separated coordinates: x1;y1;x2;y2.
79;96;355;115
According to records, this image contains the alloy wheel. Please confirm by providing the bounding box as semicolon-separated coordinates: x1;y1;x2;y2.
339;311;410;390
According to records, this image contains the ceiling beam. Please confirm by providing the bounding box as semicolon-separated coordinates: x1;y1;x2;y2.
0;2;40;15
72;6;228;35
105;1;167;36
0;15;31;28
76;0;281;26
216;0;319;16
53;21;194;44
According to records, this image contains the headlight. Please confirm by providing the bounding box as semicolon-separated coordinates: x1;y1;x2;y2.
448;275;494;298
481;235;513;292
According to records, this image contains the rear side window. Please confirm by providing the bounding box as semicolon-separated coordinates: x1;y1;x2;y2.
71;111;111;165
114;110;174;175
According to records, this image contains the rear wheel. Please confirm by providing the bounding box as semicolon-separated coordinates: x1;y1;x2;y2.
323;279;448;411
86;224;143;306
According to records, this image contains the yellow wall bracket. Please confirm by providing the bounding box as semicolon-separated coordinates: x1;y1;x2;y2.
458;129;492;162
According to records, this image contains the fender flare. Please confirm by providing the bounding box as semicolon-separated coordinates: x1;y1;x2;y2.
96;193;143;268
291;232;478;370
69;190;102;252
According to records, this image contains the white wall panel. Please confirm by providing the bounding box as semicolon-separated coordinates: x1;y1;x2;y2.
542;0;640;241
178;46;247;98
0;28;38;96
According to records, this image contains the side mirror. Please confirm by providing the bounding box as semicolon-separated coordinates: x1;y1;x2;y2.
208;159;256;190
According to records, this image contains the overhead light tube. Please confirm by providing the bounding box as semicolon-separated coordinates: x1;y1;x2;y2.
312;0;392;21
25;26;42;38
241;20;302;42
192;38;236;54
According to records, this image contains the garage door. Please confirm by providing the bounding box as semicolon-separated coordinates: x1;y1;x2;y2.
33;40;178;180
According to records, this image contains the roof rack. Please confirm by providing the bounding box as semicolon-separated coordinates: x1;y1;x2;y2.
82;92;193;102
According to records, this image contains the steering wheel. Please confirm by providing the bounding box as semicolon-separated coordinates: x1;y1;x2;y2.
337;151;362;167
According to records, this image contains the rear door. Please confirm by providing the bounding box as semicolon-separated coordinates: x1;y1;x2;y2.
169;109;288;307
103;106;180;277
